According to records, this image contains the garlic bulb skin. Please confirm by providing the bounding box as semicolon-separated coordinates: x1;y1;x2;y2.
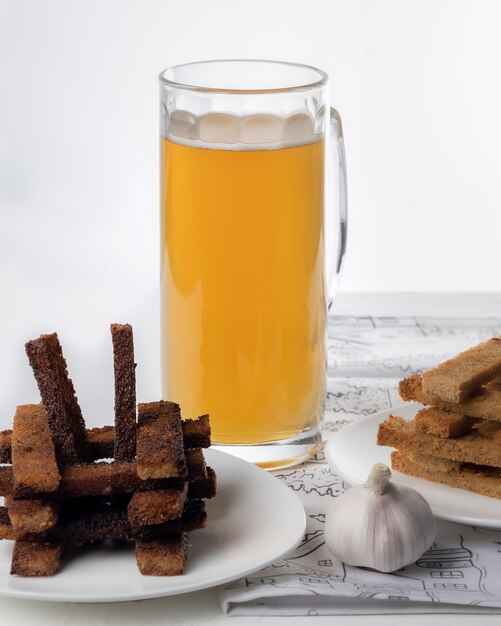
325;463;435;573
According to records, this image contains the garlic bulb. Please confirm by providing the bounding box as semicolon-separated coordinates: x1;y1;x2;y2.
325;463;435;572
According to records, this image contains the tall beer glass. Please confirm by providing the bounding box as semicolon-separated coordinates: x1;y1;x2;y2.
159;60;347;470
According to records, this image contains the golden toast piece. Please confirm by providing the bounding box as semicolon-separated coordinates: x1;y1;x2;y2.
414;407;474;438
391;450;501;499
399;374;501;422
135;534;188;576
10;540;62;576
5;497;58;537
377;414;501;467
421;336;501;403
128;484;188;526
11;404;61;496
393;450;461;473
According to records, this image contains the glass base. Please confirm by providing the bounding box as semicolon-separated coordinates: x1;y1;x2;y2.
211;425;323;471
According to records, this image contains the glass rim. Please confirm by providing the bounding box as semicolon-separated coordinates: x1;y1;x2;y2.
159;59;328;95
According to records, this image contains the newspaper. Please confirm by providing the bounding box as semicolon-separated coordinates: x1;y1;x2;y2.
220;316;501;615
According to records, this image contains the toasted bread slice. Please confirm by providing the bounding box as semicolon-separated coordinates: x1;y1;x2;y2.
414;407;474;438
11;404;60;496
135;534;188;576
377;414;501;467
25;333;89;464
391;449;501;499
6;497;58;536
111;324;137;461
399;374;501;422
0;450;207;499
0;500;207;542
10;540;62;576
0;415;212;464
421;336;501;403
137;401;186;479
128;484;188;526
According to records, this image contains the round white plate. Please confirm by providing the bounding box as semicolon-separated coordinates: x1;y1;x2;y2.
325;403;501;529
0;449;306;602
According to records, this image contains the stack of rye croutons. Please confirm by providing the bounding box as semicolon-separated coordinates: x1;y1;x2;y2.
0;324;216;576
378;336;501;498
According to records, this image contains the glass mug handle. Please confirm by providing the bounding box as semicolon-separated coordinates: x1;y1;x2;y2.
326;107;348;309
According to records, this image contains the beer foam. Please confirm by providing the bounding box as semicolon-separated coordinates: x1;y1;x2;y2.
166;111;322;151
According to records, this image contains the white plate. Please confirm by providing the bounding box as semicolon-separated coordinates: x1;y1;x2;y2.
0;449;306;602
325;403;501;529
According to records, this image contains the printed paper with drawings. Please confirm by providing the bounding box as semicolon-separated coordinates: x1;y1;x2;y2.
220;316;501;615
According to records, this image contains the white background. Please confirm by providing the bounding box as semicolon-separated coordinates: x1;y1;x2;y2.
0;0;500;424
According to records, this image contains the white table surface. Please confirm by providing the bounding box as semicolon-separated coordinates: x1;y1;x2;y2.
2;292;501;626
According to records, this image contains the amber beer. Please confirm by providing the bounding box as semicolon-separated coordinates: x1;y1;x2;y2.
160;127;327;445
